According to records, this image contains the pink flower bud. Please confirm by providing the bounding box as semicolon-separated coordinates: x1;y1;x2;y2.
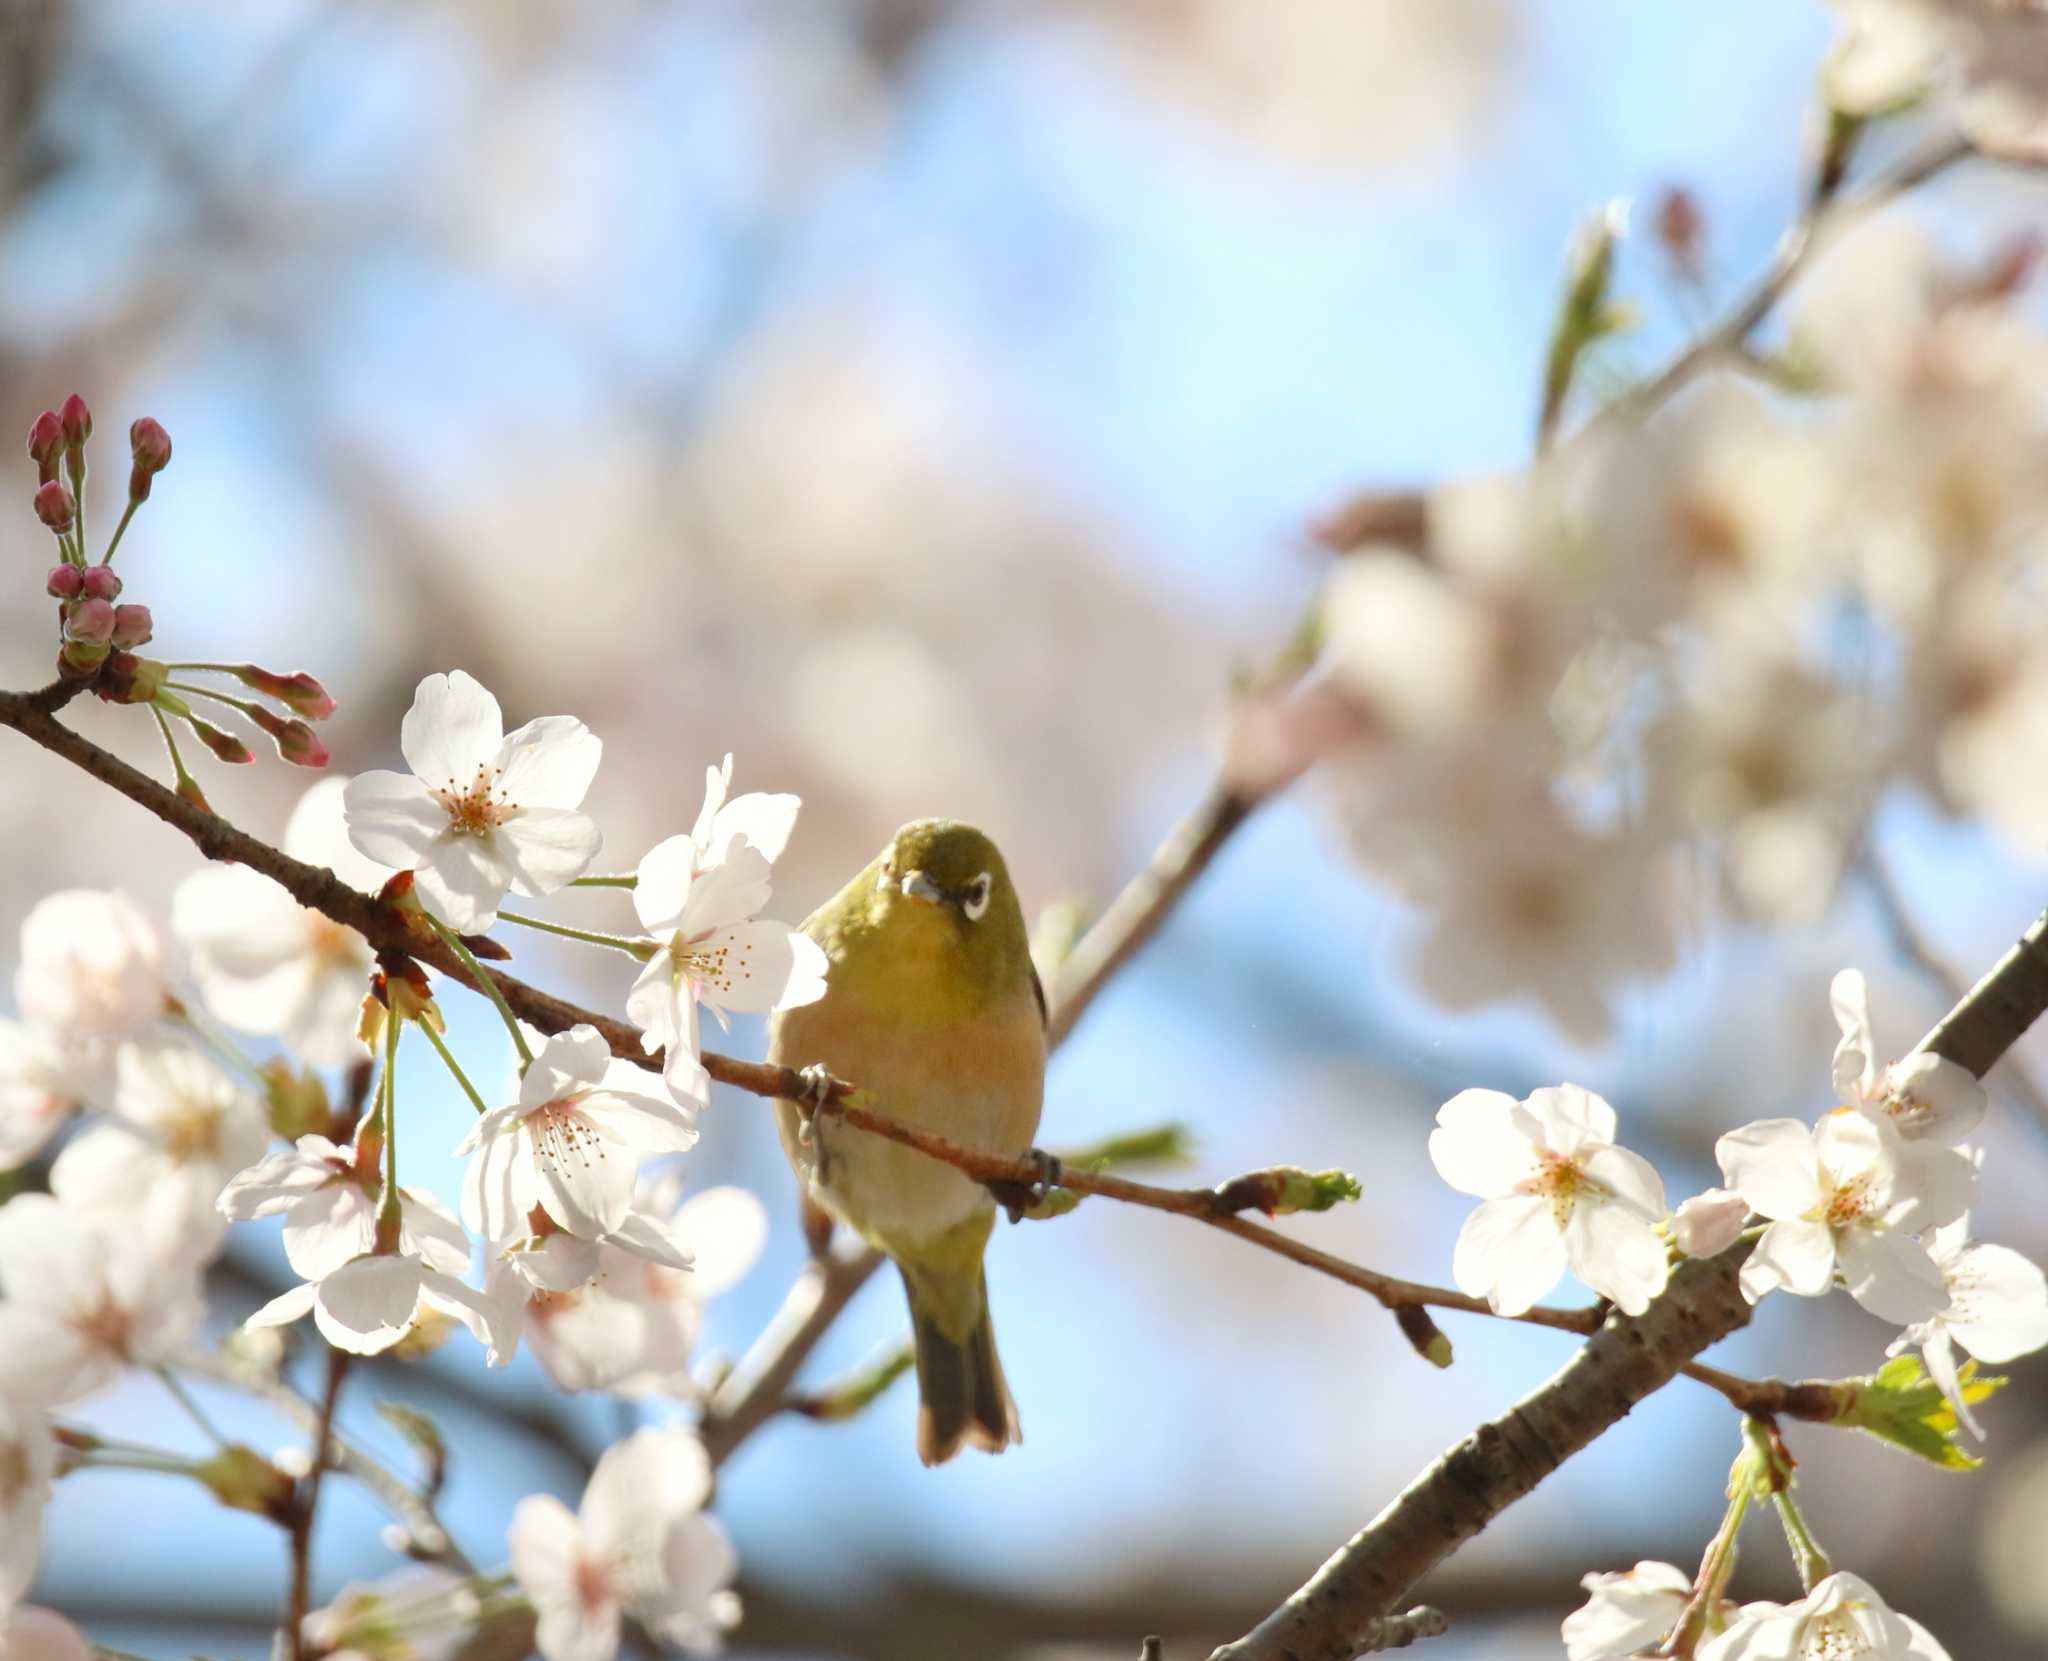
33;480;74;533
26;411;62;482
240;665;336;720
129;417;171;474
59;394;92;447
111;603;153;647
79;564;122;601
1671;1188;1749;1258
249;705;330;768
188;716;254;765
45;564;83;599
65;597;116;644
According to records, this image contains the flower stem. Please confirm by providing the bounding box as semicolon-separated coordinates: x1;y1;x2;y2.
1665;1430;1764;1654
1773;1488;1833;1593
163;680;263;719
100;497;140;566
153;1365;230;1449
496;908;655;959
568;872;638;889
422;912;533;1068
165;999;269;1088
150;704;202;798
418;1018;489;1115
377;1011;402;1227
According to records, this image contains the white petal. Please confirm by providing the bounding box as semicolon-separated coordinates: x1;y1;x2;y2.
1944;1242;2048;1361
461;1111;541;1242
1882;1053;1987;1144
1451;1194;1565;1316
688;757;733;851
508;1493;586;1607
690;921;822;1016
603;1208;694;1273
419;1269;515;1364
670;1186;769;1296
1891;1140;1976;1234
573;1089;700;1155
414;836;516;932
1580;1144;1668;1223
314;1256;425;1353
244;1280;318;1331
1715;1119;1820;1219
1671;1188;1749;1258
1563;1562;1691;1661
583;1426;713;1554
282;1183;377;1281
495;716;602;810
1739;1217;1837;1302
343;771;449;869
400;1190;474;1276
499;808;604;897
1830;967;1877;1103
1839;1226;1950;1324
400;671;504;788
632;836;696;934
707;791;800;867
1564;1202;1670;1315
533;1119;637;1238
678;844;774;936
218;1142;339;1220
284;775;394;892
1524;1084;1618;1157
1428;1089;1537;1198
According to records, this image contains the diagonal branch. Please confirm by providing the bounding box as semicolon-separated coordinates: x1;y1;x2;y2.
1207;904;2048;1661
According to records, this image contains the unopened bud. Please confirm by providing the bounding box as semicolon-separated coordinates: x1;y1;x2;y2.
194;1443;295;1523
27;410;62;482
128;416;171;473
249;705;330;768
45;564;83;599
1671;1188;1750;1258
65;597;115;644
188;714;254;765
239;665;337;720
58;393;92;448
1653;185;1705;282
79;565;121;600
33;480;74;533
110;603;153;647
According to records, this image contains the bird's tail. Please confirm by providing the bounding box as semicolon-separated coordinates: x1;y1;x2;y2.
898;1258;1020;1466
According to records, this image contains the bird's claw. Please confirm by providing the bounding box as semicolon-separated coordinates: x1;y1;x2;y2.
793;1064;836;1122
994;1147;1064;1224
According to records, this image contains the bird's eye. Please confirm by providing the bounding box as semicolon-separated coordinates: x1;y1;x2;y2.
963;872;991;921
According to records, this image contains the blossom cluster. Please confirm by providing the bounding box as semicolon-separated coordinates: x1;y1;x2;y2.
1429;972;2048;1658
0;669;830;1656
1304;219;2048;1044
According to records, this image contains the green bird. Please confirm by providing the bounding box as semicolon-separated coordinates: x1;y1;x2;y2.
769;819;1046;1466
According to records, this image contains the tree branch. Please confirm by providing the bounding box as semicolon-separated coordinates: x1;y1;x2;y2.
284;1347;349;1659
1207;904;2048;1661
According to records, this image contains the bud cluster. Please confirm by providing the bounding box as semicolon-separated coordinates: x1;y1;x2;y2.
21;394;335;805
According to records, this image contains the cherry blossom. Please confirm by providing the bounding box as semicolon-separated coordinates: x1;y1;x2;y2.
1888;1214;2048;1437
0;1193;207;1406
0;1020;104;1171
0;1397;55;1610
1716;1112;1965;1323
1562;1560;1693;1661
626;782;826;1107
300;1565;475;1661
343;670;603;930
508;1427;739;1661
50;1041;266;1249
1697;1570;1950;1661
507;1178;767;1397
458;1024;700;1245
12;889;165;1040
245;1232;508;1363
173;776;386;1067
1830;969;1987;1145
1428;1084;1670;1317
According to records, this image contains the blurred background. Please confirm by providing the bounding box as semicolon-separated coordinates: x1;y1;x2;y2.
3;1;2047;1656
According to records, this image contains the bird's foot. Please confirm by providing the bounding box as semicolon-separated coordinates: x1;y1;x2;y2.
991;1147;1064;1224
792;1064;836;1144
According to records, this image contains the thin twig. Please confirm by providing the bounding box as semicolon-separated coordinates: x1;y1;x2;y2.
285;1348;350;1658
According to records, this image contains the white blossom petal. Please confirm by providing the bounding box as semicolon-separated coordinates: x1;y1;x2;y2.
400;671;504;789
1452;1193;1566;1316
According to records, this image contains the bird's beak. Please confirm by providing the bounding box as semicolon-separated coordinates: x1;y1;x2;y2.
899;869;945;905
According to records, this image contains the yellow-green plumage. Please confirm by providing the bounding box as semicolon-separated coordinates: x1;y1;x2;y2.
769;819;1045;1465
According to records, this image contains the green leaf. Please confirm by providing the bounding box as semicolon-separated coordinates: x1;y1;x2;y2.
375;1400;448;1496
1838;1354;2006;1472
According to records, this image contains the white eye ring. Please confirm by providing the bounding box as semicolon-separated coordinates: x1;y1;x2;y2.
963;872;992;921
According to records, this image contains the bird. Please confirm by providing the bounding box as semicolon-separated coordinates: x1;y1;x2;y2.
769;818;1047;1465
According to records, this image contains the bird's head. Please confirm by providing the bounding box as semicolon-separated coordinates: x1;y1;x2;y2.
852;819;1033;1001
